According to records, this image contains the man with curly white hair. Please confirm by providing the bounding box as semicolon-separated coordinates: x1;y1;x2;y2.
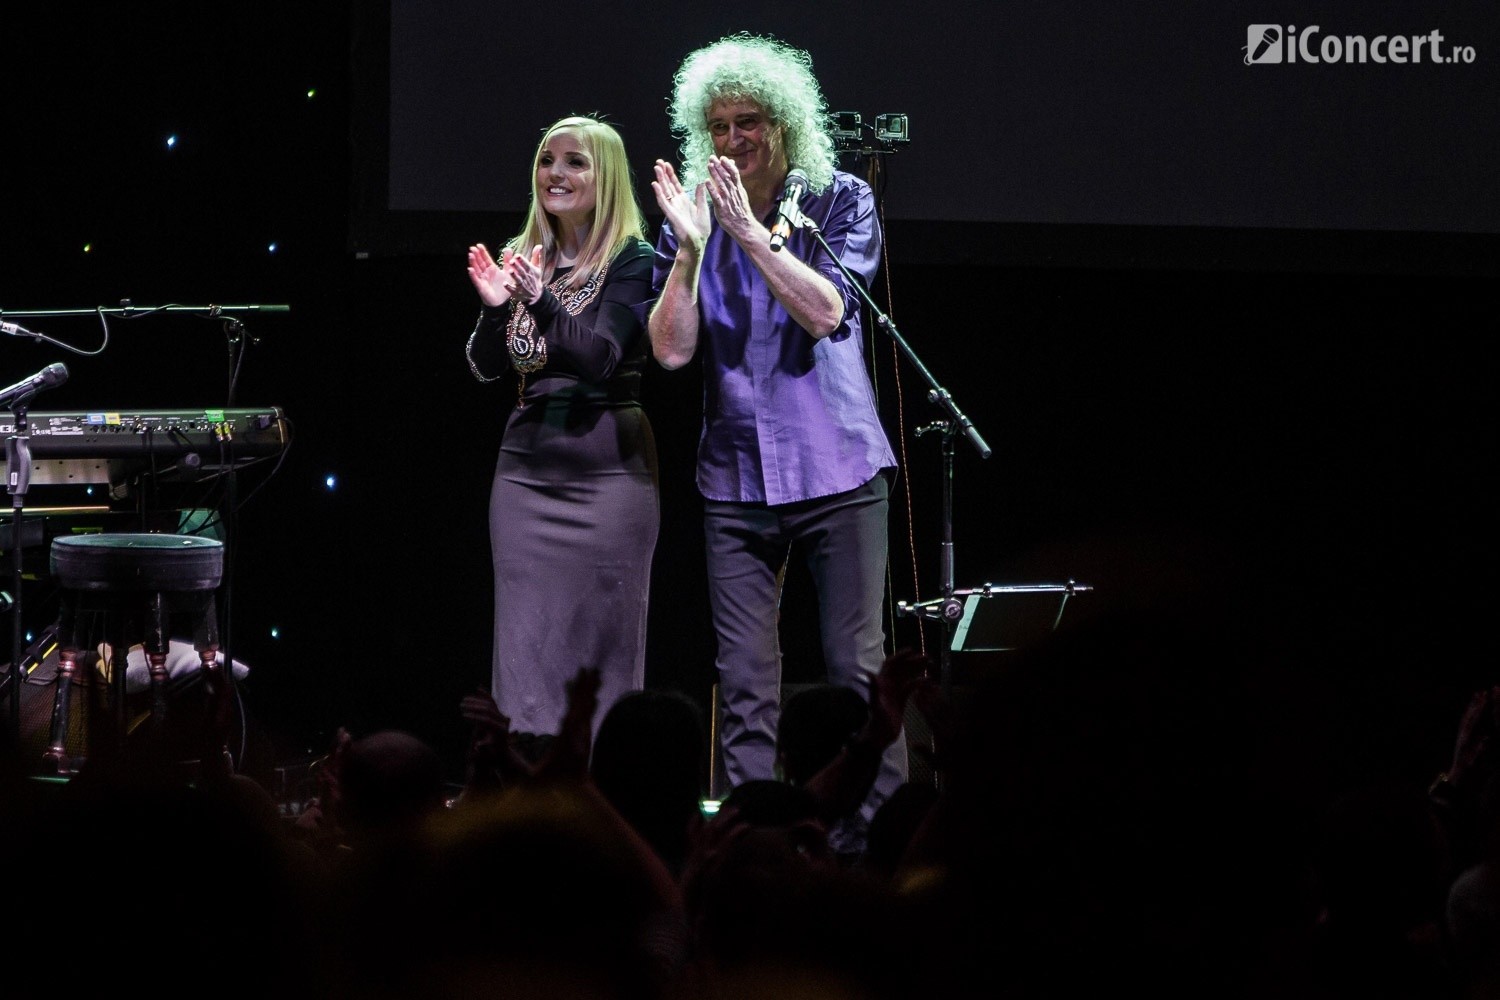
649;33;904;854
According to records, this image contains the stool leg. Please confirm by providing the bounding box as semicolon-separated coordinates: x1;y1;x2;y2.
108;613;134;757
44;599;80;774
193;594;233;776
144;591;172;734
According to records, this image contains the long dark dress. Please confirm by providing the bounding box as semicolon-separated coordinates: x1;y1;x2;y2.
465;239;659;737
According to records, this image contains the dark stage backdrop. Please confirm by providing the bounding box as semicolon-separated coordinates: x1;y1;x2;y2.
3;3;1497;826
357;0;1500;265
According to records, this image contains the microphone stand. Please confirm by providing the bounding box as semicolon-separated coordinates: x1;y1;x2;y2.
792;210;990;700
2;303;290;325
215;318;256;765
5;403;36;743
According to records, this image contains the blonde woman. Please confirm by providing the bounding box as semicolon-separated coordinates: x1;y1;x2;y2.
465;116;658;752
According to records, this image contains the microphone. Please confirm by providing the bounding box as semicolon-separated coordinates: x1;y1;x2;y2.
768;168;810;252
1;321;38;338
0;362;69;409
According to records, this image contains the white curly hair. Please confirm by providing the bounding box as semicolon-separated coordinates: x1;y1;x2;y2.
668;33;838;194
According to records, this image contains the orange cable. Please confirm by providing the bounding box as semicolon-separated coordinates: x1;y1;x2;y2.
871;183;925;660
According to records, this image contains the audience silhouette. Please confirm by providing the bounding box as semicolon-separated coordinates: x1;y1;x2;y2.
6;602;1498;999
590;687;708;877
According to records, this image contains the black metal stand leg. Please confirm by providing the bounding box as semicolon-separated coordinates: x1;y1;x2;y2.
145;591;171;734
6;410;36;748
108;614;134;755
193;594;232;775
935;425;960;698
44;596;81;774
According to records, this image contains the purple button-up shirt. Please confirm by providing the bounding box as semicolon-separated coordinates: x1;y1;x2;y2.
653;169;896;506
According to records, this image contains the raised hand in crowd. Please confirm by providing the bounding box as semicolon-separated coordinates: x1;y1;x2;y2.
868;647;936;747
801;648;935;827
533;665;600;784
1440;685;1500;793
290;725;353;847
457;666;602;804
907;662;957;777
457;687;530;800
1429;684;1500;869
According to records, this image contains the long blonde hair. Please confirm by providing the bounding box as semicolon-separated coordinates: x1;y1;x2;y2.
509;116;646;291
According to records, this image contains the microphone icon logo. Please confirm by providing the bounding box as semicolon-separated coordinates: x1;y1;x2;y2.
1244;25;1283;64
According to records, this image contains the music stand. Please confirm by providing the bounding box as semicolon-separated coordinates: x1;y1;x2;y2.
946;580;1094;653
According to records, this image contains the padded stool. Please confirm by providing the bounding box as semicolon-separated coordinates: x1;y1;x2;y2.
45;533;227;774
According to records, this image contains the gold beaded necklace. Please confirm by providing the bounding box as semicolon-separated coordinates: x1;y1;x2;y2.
504;258;609;405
